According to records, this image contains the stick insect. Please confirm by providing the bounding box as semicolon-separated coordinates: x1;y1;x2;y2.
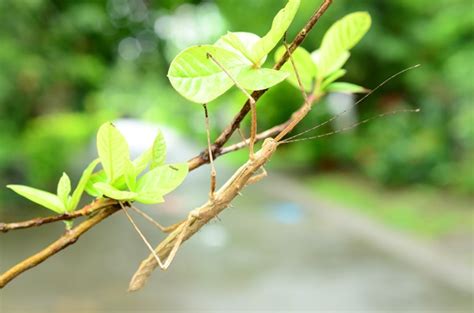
126;10;424;288
127;44;421;292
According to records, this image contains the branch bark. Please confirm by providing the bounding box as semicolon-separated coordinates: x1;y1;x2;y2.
0;199;117;232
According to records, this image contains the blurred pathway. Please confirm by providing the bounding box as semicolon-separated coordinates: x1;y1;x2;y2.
1;168;472;312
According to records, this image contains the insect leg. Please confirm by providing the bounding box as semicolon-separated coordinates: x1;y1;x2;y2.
203;104;217;201
246;167;268;186
206;52;257;160
129;204;182;233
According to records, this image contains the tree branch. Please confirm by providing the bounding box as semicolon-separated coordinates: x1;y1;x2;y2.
0;199;117;232
187;0;333;171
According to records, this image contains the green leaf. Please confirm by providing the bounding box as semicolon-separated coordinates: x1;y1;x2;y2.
274;46;317;91
57;172;71;208
151;130;166;169
317;12;371;77
320;69;347;90
236;67;289;90
133;193;165;205
97;122;130;183
70;158;100;211
326;82;369;94
86;147;149;198
85;170;108;197
133;148;152;174
136;163;188;202
215;32;263;65
7;185;65;214
250;0;300;65
93;182;137;200
168;45;250;103
322;51;350;77
124;159;137;191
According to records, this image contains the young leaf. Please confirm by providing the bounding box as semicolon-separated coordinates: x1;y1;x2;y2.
136;163;188;199
125;159;137;191
151;130;166;169
133;148;152;175
133;193;165;205
85;170;108;197
215;32;263;65
249;0;301;65
57;173;71;208
168;45;250;103
7;185;65;214
318;12;371;77
274;46;317;92
322;51;350;77
236;67;289;91
85;152;143;197
320;69;347;90
70;158;100;211
97;122;130;184
93;182;138;200
325;82;369;94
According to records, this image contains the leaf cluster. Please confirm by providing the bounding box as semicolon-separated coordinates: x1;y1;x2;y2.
7;123;188;229
167;0;301;104
274;12;371;95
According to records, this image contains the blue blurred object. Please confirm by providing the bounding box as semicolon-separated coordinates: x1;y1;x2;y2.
269;201;304;224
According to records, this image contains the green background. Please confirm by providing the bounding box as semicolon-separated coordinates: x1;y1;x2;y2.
0;0;472;205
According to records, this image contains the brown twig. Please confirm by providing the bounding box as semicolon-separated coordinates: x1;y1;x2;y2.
187;0;333;171
0;203;122;288
0;198;117;233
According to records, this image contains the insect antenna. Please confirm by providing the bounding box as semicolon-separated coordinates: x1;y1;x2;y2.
281;108;420;144
206;52;257;159
283;64;421;142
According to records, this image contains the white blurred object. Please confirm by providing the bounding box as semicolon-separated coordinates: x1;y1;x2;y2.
327;93;358;131
153;2;227;61
118;37;142;61
113;119;197;163
198;224;228;248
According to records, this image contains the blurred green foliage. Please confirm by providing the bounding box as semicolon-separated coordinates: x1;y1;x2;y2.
0;0;472;205
308;173;474;238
